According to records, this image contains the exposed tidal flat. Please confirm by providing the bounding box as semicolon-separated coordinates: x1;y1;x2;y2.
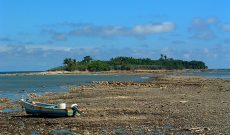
0;73;151;101
0;72;230;134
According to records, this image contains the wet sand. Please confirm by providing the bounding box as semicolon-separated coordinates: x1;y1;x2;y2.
0;75;229;134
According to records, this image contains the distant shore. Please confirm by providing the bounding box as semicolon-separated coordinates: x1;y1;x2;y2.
0;69;204;76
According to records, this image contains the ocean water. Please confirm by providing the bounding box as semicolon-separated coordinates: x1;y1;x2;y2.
178;69;230;78
0;71;43;74
0;74;151;100
1;70;229;101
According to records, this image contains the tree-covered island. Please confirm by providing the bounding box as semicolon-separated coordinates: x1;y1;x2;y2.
49;55;208;72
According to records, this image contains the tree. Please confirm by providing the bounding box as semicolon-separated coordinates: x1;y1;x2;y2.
63;58;77;71
63;58;72;65
87;61;110;71
57;56;208;72
66;61;77;71
164;55;167;60
82;56;93;63
121;64;131;70
160;54;164;60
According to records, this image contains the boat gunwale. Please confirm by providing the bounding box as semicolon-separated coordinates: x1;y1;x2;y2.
21;99;71;111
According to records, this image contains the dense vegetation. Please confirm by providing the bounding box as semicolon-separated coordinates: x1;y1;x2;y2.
49;55;208;72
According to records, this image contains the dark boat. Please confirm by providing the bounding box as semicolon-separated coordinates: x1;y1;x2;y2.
21;99;80;117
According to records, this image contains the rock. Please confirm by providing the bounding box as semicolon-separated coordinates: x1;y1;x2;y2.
0;105;5;110
204;127;210;131
0;98;10;103
179;101;188;103
83;130;90;135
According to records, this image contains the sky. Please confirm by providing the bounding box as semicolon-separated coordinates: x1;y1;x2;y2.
0;0;230;71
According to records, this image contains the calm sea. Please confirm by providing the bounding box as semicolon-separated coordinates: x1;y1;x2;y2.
178;69;230;78
0;74;151;100
1;70;229;101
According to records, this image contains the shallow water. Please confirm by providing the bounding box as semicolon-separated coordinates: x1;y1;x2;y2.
0;74;151;101
48;129;78;135
178;70;230;78
1;70;229;101
2;107;22;113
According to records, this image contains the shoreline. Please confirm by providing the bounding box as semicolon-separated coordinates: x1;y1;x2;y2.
0;69;202;76
0;75;229;134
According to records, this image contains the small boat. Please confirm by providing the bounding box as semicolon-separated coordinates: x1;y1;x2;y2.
20;99;80;117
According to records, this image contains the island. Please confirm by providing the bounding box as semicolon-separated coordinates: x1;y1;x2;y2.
49;55;208;72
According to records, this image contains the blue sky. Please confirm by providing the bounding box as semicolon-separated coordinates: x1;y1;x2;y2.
0;0;230;71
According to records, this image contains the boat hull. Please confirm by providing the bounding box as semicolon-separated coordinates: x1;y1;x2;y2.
21;99;74;117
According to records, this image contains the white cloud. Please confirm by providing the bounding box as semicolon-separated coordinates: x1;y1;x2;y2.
189;17;219;40
43;30;68;41
206;17;219;24
1;43;230;70
192;17;218;27
183;54;191;59
103;26;124;35
203;48;209;54
132;22;175;34
221;24;230;31
191;31;216;40
0;45;71;54
44;22;176;40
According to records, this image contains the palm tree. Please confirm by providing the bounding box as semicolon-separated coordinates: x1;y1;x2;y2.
160;54;164;60
164;55;167;60
73;59;77;63
63;58;72;65
82;56;93;63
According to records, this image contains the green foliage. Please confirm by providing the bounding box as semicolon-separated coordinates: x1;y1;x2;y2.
87;61;110;71
188;60;207;69
48;66;65;71
109;55;207;70
81;56;93;63
63;58;77;71
121;64;131;70
50;55;208;72
63;58;72;65
66;62;77;71
159;54;168;60
76;64;87;71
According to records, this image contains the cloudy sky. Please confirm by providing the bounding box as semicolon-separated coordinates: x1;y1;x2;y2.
0;0;230;71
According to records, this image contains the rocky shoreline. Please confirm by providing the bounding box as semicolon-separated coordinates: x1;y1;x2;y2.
0;69;199;76
0;75;229;134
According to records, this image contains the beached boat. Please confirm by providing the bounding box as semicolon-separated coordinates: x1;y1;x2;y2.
20;99;80;117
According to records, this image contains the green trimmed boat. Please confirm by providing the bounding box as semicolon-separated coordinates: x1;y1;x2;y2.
21;99;80;117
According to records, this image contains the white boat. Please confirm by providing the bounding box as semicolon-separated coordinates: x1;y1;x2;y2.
21;99;80;117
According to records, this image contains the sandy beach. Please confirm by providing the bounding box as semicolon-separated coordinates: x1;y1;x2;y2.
0;75;229;134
